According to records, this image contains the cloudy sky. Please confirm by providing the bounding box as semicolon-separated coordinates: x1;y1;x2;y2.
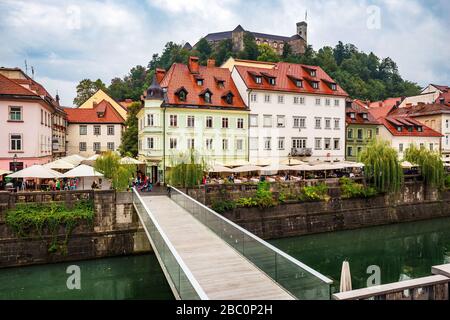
1;0;449;106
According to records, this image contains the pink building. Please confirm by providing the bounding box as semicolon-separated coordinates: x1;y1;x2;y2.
0;68;59;171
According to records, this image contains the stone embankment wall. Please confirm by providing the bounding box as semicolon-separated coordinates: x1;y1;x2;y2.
0;190;150;268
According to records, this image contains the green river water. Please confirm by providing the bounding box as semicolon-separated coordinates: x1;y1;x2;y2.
1;217;450;299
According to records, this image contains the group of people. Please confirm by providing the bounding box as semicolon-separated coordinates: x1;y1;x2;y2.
134;171;153;192
48;178;80;191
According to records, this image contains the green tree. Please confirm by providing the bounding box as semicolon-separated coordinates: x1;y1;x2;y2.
281;42;292;59
119;102;140;157
167;151;206;191
238;32;259;60
94;152;135;191
404;145;445;189
359;139;403;193
315;47;338;74
214;39;233;65
73;79;107;107
257;44;280;62
196;38;213;65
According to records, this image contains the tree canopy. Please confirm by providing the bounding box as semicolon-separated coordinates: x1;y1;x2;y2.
73;79;107;107
119;102;140;157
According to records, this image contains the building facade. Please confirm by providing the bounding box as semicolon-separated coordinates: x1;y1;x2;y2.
399;84;449;108
345;100;380;161
65;100;125;157
231;61;348;164
138;57;249;183
78;89;128;120
0;68;62;171
199;22;307;55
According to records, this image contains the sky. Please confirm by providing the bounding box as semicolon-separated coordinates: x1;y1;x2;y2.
1;0;449;106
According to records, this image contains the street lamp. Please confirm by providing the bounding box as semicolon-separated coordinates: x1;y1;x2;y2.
13;154;18;172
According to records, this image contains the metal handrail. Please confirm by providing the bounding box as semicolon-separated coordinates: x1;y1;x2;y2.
168;185;333;285
132;188;209;300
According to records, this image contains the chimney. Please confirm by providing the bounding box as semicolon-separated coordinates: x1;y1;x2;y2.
188;56;199;74
55;93;60;106
207;59;216;68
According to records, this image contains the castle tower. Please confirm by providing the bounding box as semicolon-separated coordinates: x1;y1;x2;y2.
296;21;307;44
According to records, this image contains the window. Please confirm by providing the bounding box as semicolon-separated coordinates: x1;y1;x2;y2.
278;137;285;150
312;82;319;89
278;95;284;104
277;115;285;127
107;142;115;151
10;134;22;151
147;114;154;126
334;118;340;129
237;118;244;129
417;126;423;132
357;147;362;155
362;113;368;120
222;139;228;150
331;84;337;91
333;138;340;150
79;142;86;152
263;115;272;127
170;138;177;149
292;138;307;149
147;138;154;149
225;94;233;104
187;138;195;149
79;125;87;135
107;125;114;136
420;143;425;149
93;142;101;152
94;125;101;136
446;135;449;145
397;126;402;132
334;99;340;106
324;138;331;150
315;98;321;105
357;129;363;140
348;129;353;139
264;94;271;103
315;117;321;129
315;138;322;150
206;116;213;128
178;90;187;101
41;110;43;124
325;118;331;129
170;115;177;127
44;111;47;126
250;114;258;127
376;127;380;135
264;137;271;150
222;117;229;128
349;112;356;119
446;119;449;129
347;146;353;156
187;115;195;128
430;143;434;151
293;116;306;128
250;137;258;150
236;139;243;151
325;99;331;106
250;94;257;102
268;78;276;85
205;139;213;150
294;96;300;104
367;129;373;139
255;76;262;84
310;70;316;77
9;106;22;121
295;80;302;88
399;143;404;152
197;79;203;86
299;97;305;104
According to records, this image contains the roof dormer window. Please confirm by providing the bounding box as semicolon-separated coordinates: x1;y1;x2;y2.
268;78;276;85
197;79;204;86
397;126;402;132
331;83;337;91
417;126;423;132
199;88;213;104
350;112;356;119
310;70;316;77
312;81;319;89
295;80;303;88
361;113;368;120
214;77;225;88
255;76;262;84
222;91;234;105
175;87;188;102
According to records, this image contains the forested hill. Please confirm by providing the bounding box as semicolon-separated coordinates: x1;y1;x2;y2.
73;37;421;107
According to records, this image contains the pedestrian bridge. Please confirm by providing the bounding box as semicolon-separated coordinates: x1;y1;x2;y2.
132;186;332;300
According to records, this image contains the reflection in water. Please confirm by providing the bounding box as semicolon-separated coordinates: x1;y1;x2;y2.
270;217;450;291
0;254;173;300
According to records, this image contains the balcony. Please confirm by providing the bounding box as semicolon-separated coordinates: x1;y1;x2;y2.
291;148;313;157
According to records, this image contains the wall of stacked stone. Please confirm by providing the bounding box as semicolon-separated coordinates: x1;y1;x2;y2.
0;190;151;268
220;188;450;240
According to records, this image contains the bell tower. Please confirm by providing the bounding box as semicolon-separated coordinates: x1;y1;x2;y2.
296;21;307;43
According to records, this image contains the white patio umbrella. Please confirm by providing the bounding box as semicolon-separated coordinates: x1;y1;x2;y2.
341;161;365;168
63;164;104;190
227;159;250;167
7;165;63;179
61;154;86;166
86;154;100;161
232;165;264;173
401;161;417;169
119;157;145;165
339;261;353;292
259;164;292;172
208;165;234;173
44;159;75;170
252;159;272;166
0;169;12;176
280;158;305;166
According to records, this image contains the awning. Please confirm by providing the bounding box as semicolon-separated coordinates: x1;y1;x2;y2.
280;159;306;166
227;159;251;167
44;159;76;170
208;165;234;173
60;155;86;166
63;165;104;178
7;165;63;179
232;165;264;173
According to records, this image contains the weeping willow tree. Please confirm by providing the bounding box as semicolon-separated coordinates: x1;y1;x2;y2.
167;150;207;191
94;152;136;191
359;139;403;193
404;145;445;189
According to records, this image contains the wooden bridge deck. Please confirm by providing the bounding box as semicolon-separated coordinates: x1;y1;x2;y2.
141;195;294;300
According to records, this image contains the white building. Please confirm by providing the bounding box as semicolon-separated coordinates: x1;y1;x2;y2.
231;61;348;164
399;84;448;108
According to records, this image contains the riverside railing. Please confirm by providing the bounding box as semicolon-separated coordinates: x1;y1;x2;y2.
168;185;333;300
132;188;208;300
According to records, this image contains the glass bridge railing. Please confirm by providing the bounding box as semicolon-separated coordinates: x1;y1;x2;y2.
169;185;333;300
132;188;208;300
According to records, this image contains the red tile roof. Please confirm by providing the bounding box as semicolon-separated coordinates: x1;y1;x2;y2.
431;84;449;92
378;117;442;137
346;100;379;125
65;100;125;124
0;73;40;97
159;63;247;109
234;62;348;97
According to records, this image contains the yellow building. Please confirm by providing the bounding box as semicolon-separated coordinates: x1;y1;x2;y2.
79;89;128;120
220;57;276;71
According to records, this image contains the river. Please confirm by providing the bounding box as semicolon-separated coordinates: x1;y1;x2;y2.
1;217;449;299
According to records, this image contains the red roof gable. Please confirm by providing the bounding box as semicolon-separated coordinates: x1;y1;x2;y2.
159;63;246;109
235;62;348;97
0;73;40;97
346;100;379;125
65;100;125;124
378;117;442;137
